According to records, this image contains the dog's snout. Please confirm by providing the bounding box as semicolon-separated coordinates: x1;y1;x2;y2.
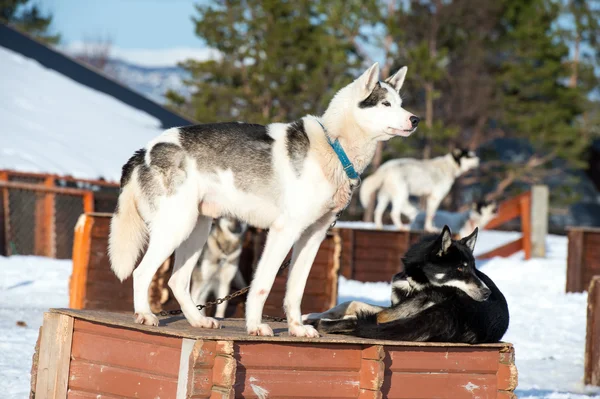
481;287;492;301
410;115;420;128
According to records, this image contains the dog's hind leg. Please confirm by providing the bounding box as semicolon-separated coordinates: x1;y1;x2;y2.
284;213;337;337
214;263;239;318
245;221;305;336
424;195;444;232
374;193;389;229
303;301;385;324
169;216;219;328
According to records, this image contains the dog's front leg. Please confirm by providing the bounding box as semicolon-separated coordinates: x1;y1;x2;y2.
246;223;302;336
424;195;443;232
284;213;337;337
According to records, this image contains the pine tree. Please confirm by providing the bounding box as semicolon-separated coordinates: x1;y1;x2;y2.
0;0;60;45
167;0;374;124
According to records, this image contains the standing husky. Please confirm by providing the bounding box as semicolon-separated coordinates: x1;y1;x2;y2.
190;217;248;318
304;226;509;344
108;63;419;337
360;149;480;231
409;199;498;236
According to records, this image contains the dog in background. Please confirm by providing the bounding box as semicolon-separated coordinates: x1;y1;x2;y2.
360;149;480;231
191;217;248;318
304;226;509;344
410;199;498;237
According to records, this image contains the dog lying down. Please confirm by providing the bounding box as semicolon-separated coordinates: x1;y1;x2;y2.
303;226;509;344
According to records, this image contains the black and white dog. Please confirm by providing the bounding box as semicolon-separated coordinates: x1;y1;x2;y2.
304;226;509;344
108;63;420;336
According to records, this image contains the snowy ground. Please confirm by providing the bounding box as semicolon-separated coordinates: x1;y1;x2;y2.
1;231;599;398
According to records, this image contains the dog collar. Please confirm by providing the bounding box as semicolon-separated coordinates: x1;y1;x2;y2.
316;119;360;180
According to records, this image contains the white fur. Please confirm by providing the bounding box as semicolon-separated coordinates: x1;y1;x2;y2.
361;153;480;231
444;279;490;301
109;63;418;337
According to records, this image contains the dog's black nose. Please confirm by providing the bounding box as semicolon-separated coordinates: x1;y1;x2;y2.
482;288;492;300
410;116;420;127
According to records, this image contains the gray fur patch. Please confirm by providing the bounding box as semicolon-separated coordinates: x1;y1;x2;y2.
149;142;186;195
178;123;276;194
358;82;388;108
286;120;309;176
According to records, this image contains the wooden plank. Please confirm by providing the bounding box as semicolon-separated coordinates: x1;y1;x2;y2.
69;215;94;309
82;191;94;214
386;347;500;374
176;338;196;399
485;192;530;230
585;276;600;385
0;180;91;196
35;313;74;399
382;372;498;399
520;193;532;260
531;185;548;258
235;342;361;371
477;238;524;260
566;229;585;293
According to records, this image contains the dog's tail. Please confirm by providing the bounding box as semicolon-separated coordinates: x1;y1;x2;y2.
108;154;148;282
359;168;385;208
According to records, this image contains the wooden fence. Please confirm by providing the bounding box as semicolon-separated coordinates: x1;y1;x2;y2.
566;227;600;293
0;169;119;258
69;215;341;318
585;276;600;386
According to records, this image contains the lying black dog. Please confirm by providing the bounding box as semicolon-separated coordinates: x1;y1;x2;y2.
303;226;509;344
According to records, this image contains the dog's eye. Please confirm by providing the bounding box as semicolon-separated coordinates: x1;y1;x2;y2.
382;101;391;107
457;267;464;272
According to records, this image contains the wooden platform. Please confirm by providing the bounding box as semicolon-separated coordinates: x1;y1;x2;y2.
31;308;518;399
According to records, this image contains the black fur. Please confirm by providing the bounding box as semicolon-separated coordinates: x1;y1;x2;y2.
286;120;310;176
318;228;509;344
178;122;275;192
451;148;477;166
358;82;388;108
120;148;146;188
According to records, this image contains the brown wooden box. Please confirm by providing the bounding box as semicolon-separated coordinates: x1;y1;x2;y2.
70;214;341;318
585;276;600;385
31;309;518;399
566;227;600;293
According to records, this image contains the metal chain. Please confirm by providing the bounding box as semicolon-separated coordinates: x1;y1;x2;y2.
158;258;292;317
157;205;351;321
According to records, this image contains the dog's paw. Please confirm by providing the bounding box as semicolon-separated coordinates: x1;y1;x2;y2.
289;323;320;338
134;312;159;326
425;226;441;233
190;316;220;329
247;323;274;336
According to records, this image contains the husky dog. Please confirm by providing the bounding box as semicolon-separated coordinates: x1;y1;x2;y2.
304;226;509;344
190;217;248;318
360;149;480;231
108;62;419;337
409;199;498;237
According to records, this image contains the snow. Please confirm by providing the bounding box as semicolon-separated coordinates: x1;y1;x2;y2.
0;46;164;182
0;256;71;399
64;42;220;68
1;230;598;398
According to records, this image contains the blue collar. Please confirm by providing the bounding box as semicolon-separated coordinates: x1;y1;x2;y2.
316;119;360;181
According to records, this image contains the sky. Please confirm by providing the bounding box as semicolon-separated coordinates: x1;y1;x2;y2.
40;0;206;49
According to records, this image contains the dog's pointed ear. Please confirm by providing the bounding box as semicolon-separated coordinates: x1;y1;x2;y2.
460;227;479;252
434;225;453;256
356;62;380;97
385;66;407;92
452;148;463;158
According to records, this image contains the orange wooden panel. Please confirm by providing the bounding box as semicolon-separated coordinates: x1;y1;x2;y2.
70;215;94;309
382;372;497;399
386;347;500;374
485;192;530;230
68;360;178;398
520;194;532;260
234;369;361;398
73;319;181;348
235;342;361;371
71;330;181;378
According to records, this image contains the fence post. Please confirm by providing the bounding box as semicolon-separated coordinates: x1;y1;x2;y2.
0;171;8;256
520;192;532;260
531;185;549;258
83;191;95;214
34;176;56;257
